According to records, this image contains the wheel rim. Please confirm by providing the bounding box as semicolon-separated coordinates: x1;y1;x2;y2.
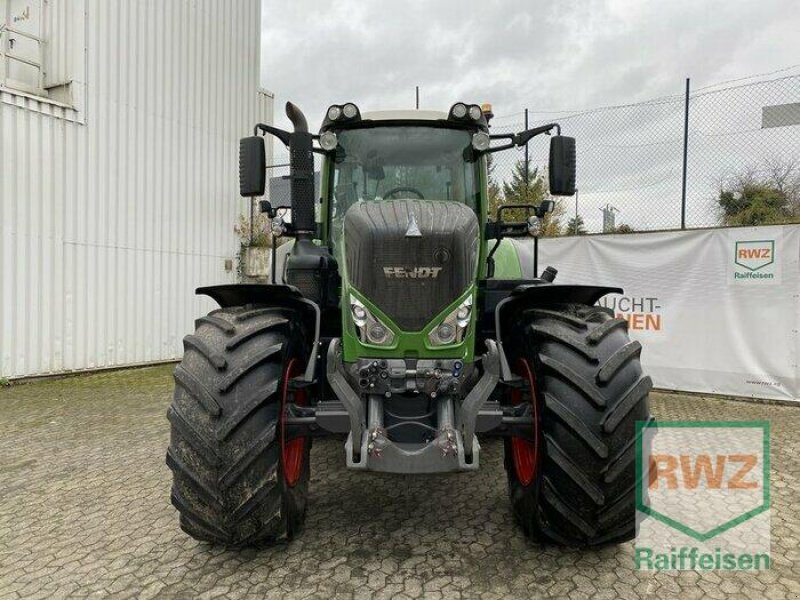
281;357;307;487
510;358;539;487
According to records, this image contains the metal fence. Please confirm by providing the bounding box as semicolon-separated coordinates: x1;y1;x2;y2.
265;74;800;236
490;74;800;234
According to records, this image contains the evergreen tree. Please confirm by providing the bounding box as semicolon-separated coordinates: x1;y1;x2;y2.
566;215;587;235
494;161;563;236
486;154;503;220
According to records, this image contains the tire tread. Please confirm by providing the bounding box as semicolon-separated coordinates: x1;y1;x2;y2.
504;302;652;547
166;305;310;547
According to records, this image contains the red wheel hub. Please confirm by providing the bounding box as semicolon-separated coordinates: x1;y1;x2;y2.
510;358;539;487
280;358;307;487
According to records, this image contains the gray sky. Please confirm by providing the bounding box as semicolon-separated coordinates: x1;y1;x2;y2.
261;0;800;131
260;0;800;232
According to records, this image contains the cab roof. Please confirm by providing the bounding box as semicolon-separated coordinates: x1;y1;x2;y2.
360;109;448;121
320;105;489;132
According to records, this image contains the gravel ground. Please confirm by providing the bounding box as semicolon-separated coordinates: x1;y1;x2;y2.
1;365;798;599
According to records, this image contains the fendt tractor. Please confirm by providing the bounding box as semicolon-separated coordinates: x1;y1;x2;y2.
166;101;653;547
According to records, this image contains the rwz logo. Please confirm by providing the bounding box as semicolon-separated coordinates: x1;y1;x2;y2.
734;240;774;271
649;454;759;490
383;266;443;279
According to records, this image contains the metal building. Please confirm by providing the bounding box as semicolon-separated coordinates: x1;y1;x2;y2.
0;0;271;378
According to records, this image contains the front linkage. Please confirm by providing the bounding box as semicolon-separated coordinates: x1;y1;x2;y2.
166;101;652;547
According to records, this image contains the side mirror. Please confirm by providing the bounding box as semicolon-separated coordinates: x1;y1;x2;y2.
549;136;576;196
239;136;266;197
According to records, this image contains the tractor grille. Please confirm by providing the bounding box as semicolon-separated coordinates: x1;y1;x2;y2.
343;199;479;331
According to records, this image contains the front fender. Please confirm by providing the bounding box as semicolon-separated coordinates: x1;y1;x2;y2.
197;283;304;308
494;282;622;381
196;284;321;382
507;283;622;308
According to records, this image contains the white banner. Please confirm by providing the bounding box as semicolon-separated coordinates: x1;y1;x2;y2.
518;225;799;402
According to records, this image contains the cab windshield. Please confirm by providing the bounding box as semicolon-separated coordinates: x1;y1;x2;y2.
330;126;480;220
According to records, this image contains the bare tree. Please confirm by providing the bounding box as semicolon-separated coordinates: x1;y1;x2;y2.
763;156;800;214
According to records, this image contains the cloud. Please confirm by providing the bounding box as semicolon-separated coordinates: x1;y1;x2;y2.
260;0;800;232
262;0;798;128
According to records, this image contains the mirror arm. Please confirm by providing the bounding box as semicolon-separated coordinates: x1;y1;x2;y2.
486;236;502;279
514;123;561;147
485;141;515;153
485;133;515;154
309;135;332;155
254;122;291;147
484;124;562;153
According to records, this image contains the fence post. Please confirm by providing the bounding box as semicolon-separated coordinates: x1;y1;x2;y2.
524;108;529;194
681;77;690;230
249;199;255;245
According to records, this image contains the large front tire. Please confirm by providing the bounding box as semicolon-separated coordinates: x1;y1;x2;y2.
166;305;311;547
504;304;653;546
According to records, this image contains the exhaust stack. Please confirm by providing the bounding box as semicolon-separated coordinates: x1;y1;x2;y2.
285;102;315;238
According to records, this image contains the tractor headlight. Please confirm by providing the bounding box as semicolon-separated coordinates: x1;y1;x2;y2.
432;322;457;345
366;323;390;345
351;299;368;325
468;104;482;120
350;296;395;347
319;131;338;151
428;294;473;347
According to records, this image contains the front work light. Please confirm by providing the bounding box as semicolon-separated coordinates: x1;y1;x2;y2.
449;102;488;127
320;131;338;151
325;103;361;123
342;103;358;118
472;131;490;151
451;102;468;119
327;105;342;121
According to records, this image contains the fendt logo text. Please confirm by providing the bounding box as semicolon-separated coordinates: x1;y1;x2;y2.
734;240;775;279
383;266;443;279
636;421;771;571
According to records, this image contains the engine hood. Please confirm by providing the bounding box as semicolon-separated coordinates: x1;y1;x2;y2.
343;199;479;331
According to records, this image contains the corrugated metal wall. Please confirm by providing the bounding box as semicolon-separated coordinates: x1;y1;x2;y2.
0;0;270;378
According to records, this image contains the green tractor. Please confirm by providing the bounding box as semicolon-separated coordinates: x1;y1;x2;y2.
166;101;653;547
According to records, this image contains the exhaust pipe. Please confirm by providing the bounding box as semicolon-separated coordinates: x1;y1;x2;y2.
285;102;315;237
282;102;339;308
286;101;309;133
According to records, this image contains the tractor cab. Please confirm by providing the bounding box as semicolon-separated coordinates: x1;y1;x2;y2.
321;107;487;221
